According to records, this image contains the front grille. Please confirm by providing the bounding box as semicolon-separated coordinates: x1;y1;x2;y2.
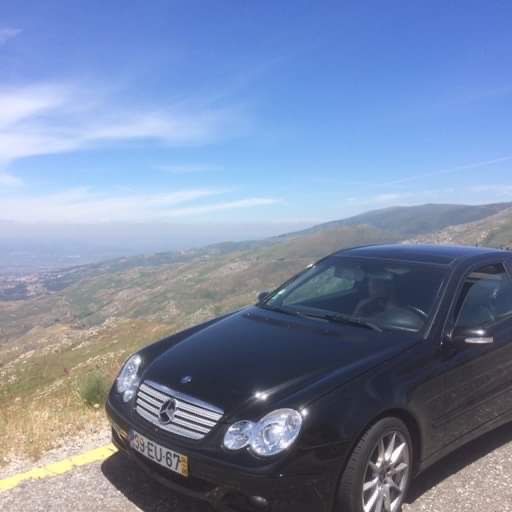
135;380;224;440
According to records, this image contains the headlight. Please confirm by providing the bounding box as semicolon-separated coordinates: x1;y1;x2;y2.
116;354;142;402
250;409;303;456
223;420;255;450
223;408;303;457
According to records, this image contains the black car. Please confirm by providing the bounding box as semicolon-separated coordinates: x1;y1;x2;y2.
106;244;512;512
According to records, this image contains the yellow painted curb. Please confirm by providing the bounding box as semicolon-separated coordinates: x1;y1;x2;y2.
0;443;118;493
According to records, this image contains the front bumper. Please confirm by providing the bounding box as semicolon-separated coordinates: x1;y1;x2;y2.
106;398;344;512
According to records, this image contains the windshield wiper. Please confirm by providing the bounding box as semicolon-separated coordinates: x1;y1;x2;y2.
300;311;383;332
325;313;383;332
258;303;305;318
258;304;382;332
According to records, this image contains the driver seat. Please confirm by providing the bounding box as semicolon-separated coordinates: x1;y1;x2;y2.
353;276;395;317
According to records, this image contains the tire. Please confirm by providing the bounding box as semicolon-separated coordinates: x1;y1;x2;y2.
335;417;413;512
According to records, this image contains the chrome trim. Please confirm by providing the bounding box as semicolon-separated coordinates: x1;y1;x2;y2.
171;416;210;434
136;406;204;440
135;380;224;441
171;400;222;421
174;409;216;427
137;391;162;408
136;399;159;415
144;381;224;415
465;336;494;345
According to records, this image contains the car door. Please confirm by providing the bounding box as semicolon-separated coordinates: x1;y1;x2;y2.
439;261;512;444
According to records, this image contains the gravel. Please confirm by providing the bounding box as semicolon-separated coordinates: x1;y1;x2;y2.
1;422;512;512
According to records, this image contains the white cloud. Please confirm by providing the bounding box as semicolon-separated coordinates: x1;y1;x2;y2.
372;193;406;203
0;131;79;163
0;83;243;166
0;82;263;225
162;198;280;218
158;163;223;174
0;27;21;45
0;84;68;128
382;156;512;186
346;191;414;205
0;170;22;187
469;184;512;197
0;188;279;223
84;109;236;144
343;156;512;188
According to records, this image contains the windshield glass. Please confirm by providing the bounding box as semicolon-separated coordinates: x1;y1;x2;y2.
263;256;448;333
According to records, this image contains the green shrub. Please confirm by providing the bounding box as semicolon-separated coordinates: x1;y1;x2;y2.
78;371;110;408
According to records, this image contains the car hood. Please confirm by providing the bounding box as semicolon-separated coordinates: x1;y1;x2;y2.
141;306;419;420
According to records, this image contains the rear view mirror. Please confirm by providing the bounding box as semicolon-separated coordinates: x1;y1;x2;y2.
257;291;270;303
452;326;494;345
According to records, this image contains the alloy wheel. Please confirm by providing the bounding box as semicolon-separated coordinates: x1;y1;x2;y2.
361;430;410;512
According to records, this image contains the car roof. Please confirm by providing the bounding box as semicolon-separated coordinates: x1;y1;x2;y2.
335;244;510;265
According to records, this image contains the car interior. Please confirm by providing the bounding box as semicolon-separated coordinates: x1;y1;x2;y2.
455;265;512;329
284;262;446;332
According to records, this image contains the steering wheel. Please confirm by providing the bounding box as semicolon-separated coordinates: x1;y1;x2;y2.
406;305;428;320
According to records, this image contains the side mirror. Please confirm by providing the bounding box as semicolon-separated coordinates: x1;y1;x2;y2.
451;326;494;346
257;291;270;303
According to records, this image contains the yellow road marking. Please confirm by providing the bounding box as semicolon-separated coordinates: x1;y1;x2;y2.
0;444;118;493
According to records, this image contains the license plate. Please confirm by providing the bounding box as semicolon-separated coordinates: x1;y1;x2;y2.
130;430;189;477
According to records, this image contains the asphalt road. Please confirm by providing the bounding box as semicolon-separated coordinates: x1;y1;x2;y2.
2;422;512;512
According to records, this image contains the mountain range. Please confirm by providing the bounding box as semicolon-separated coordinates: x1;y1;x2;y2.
1;199;511;370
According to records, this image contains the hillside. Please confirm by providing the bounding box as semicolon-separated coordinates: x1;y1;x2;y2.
0;201;510;463
297;202;512;237
0;223;395;345
407;207;512;248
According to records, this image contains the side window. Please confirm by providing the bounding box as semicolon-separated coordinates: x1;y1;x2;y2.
283;266;355;306
454;263;512;329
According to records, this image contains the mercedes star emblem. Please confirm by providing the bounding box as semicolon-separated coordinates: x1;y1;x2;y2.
158;398;177;425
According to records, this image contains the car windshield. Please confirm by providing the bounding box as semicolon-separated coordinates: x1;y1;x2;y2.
262;256;448;333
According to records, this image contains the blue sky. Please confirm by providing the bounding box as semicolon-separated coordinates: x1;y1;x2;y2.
1;0;512;235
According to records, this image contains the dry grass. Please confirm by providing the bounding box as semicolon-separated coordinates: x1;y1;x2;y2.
0;318;175;466
0;364;118;465
0;393;108;464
